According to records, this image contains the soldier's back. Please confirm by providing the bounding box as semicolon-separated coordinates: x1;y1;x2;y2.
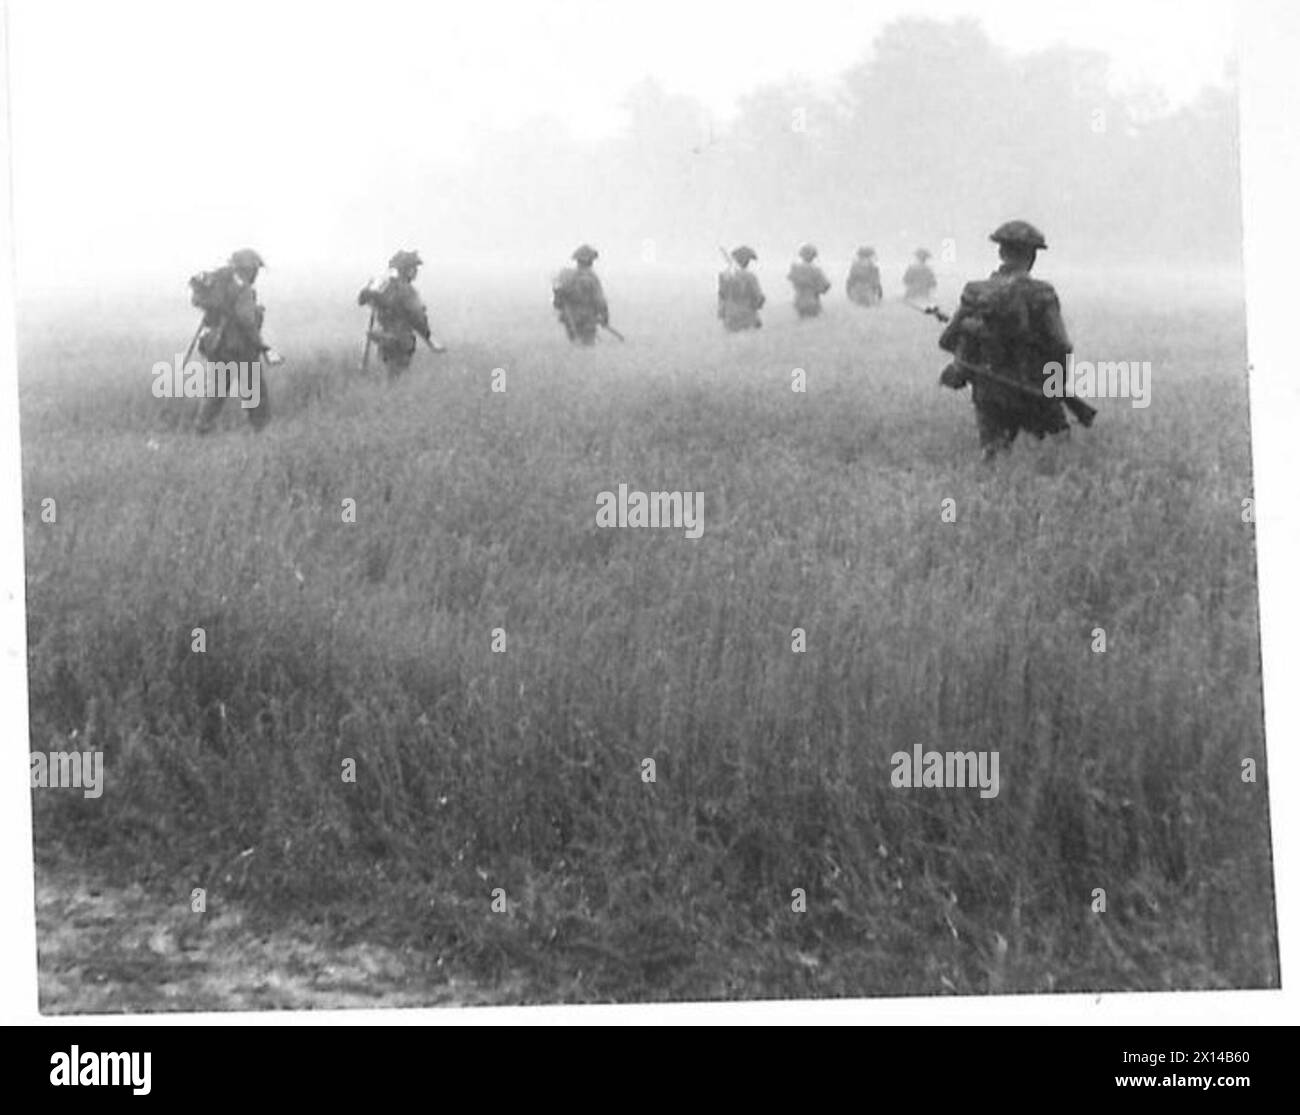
904;262;936;294
719;269;764;330
789;262;829;316
846;260;881;304
557;268;602;305
788;261;826;289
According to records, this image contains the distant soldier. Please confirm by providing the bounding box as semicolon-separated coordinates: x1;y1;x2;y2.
717;245;765;331
553;244;609;345
903;248;937;302
191;248;277;434
788;243;831;318
845;246;883;307
358;249;442;380
938;220;1094;460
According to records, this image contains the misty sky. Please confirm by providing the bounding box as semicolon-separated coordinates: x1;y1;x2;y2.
7;0;1237;289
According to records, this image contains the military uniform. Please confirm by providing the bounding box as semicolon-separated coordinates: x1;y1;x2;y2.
938;221;1087;458
718;245;765;331
359;250;433;379
788;244;830;318
195;248;271;433
846;247;883;307
553;244;609;345
903;249;937;301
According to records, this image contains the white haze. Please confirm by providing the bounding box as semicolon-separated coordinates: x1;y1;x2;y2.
7;0;1238;296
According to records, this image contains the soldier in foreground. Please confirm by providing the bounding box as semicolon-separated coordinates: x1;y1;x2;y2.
358;249;444;381
787;243;831;318
717;245;765;331
190;248;279;434
845;246;883;307
937;220;1095;460
552;244;610;345
903;248;937;302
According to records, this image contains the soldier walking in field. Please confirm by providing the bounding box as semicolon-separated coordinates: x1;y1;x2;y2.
903;248;937;302
191;248;278;434
717;245;765;331
846;246;883;307
788;243;831;318
552;244;610;345
358;249;443;380
937;220;1095;460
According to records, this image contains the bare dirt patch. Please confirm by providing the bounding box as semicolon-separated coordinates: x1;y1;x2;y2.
36;864;503;1014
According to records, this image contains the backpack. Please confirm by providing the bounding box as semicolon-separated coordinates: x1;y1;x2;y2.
189;266;237;323
951;277;1036;370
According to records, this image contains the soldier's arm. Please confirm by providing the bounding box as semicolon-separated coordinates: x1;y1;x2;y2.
399;286;432;339
938;297;972;353
1036;287;1072;358
230;286;264;347
593;278;609;323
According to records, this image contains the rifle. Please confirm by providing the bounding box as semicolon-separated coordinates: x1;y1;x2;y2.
600;323;626;342
183;320;204;365
915;302;1097;426
361;307;376;375
717;246;736;319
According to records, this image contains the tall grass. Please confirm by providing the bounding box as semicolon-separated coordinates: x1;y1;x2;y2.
23;282;1276;1001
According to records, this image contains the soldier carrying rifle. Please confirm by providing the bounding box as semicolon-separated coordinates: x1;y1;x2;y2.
717;245;765;331
787;243;831;319
903;247;937;303
358;249;445;381
936;220;1095;460
190;248;280;434
846;246;883;307
553;244;615;345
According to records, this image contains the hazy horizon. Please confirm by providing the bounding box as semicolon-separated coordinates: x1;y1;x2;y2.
8;0;1240;294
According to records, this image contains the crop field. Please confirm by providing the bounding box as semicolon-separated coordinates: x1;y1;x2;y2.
21;268;1278;1007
